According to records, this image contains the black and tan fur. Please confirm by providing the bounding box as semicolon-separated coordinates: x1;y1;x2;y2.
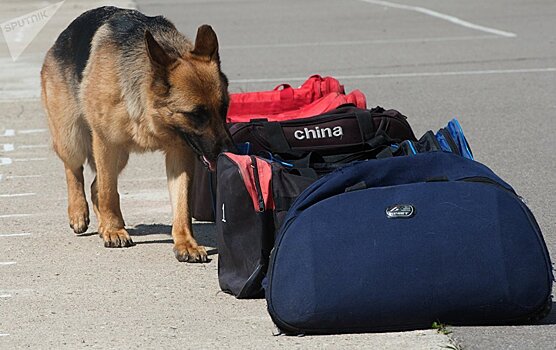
41;6;233;262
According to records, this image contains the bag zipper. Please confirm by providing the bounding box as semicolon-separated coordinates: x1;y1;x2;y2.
229;107;411;131
250;155;266;212
278;112;407;128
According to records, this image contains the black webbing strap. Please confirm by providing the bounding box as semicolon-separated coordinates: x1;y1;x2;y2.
376;146;395;159
355;109;375;143
262;122;291;153
366;129;398;149
295;167;318;179
438;128;461;156
418;130;442;152
288;152;318;169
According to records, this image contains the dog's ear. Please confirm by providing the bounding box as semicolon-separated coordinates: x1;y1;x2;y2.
191;25;219;62
145;30;176;68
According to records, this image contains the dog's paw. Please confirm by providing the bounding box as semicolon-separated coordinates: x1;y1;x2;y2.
173;244;209;263
100;228;135;248
68;209;89;234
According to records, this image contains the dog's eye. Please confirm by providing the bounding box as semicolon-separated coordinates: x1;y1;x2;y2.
176;107;209;126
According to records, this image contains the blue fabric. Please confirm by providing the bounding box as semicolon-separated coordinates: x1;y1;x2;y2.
447;119;474;160
407;140;418;155
266;152;553;333
435;131;453;152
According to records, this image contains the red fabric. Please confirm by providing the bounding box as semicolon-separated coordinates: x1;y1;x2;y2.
227;90;367;123
228;75;345;119
225;154;275;211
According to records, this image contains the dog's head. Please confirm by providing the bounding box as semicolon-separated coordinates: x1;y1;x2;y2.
145;25;233;171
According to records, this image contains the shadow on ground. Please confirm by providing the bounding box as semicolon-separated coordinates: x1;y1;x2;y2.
127;223;218;252
539;302;556;325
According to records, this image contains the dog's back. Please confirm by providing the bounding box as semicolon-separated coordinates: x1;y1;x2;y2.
48;7;125;94
41;6;192;162
45;6;187;103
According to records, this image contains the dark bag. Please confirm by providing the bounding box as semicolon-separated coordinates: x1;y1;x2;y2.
266;152;554;334
215;153;314;298
190;163;216;221
192;105;417;221
230;105;416;156
378;118;474;159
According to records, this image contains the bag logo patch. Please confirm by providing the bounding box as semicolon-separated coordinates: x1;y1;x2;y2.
386;204;415;219
293;126;343;140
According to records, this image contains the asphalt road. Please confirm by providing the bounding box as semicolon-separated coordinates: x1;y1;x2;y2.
1;0;555;349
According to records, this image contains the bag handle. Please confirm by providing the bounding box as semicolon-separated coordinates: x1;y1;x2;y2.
355;109;375;142
262;121;292;154
273;84;295;101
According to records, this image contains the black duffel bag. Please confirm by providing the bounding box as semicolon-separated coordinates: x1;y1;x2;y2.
192;105;417;221
215;153;315;298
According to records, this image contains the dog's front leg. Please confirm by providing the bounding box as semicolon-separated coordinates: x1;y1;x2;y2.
165;148;208;263
91;131;134;248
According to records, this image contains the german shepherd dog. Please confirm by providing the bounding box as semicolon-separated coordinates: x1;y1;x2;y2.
41;7;233;262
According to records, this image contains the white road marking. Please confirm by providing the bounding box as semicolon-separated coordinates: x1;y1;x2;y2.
13;157;47;162
0;174;44;182
358;0;516;37
0;193;35;198
0;333;9;337
0;129;15;137
0;233;31;237
0;157;13;165
18;144;49;149
222;34;500;49
0;129;47;137
0;294;12;298
230;67;556;84
1;144;14;152
17;128;47;134
6;174;42;179
0;214;34;218
0;262;17;266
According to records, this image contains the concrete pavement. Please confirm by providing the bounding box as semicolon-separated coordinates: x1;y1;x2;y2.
1;0;555;348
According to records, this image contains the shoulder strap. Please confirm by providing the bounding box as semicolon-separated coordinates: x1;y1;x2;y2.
355;109;375;142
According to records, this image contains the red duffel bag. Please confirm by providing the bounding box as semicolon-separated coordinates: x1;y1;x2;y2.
227;75;345;122
228;90;366;123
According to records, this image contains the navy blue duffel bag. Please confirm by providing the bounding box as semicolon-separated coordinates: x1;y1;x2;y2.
265;152;553;334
